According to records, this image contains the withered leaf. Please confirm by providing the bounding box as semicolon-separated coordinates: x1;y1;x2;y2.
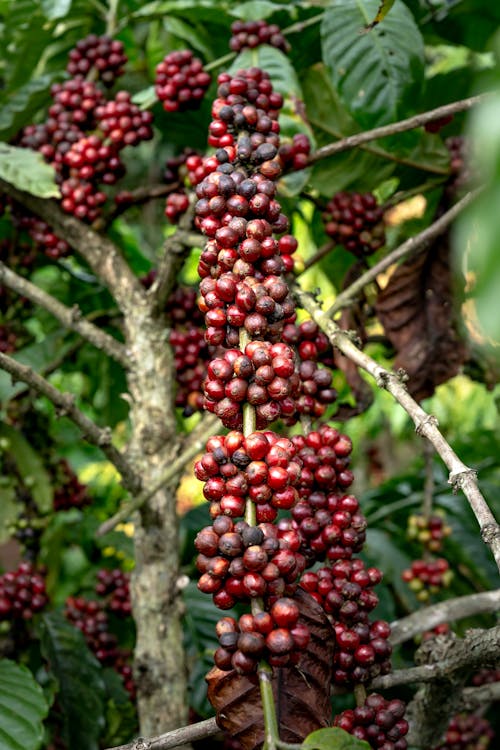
375;239;467;401
206;589;335;750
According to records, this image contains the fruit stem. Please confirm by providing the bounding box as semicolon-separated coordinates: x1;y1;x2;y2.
239;329;280;744
282;12;324;36
258;661;280;750
106;0;120;36
354;683;367;707
204;51;236;73
240;328;257;529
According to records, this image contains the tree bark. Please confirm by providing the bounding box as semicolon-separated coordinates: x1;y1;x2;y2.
124;298;189;737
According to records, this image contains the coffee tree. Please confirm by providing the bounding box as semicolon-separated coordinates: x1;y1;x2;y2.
0;1;499;750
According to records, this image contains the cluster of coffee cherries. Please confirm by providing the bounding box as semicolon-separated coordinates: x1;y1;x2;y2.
283;319;334;366
203;342;299;428
0;562;48;620
155;50;211;113
196;515;306;610
401;558;452;602
13;35;153;254
166;286;210;414
334;693;409;750
52;459;91;511
95;569;132;617
322;191;385;258
229;20;289;54
12;215;70;259
471;668;500;686
65;592;134;698
300;563;391;686
190;63;402;733
433;713;494;750
277;133;311;173
0;323;18;353
194;430;302;523
66;34;127;85
214;598;309;674
406;512;452;553
199;272;295;347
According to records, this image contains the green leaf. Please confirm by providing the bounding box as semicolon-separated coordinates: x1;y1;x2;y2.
0;659;49;750
40;0;72;19
0;75;58;142
230;46;301;98
0;144;60;198
40;613;105;750
301;67;395;194
230;1;286;20
0;423;53;513
364;0;396;30
303;726;370;750
131;0;231;25
0;483;18;545
321;0;424;128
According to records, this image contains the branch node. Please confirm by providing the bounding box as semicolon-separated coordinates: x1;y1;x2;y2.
396;367;409;384
346;329;363;348
97;427;113;447
481;522;500;546
415;414;439;436
375;370;390;389
133;738;151;750
449;468;477;494
56;394;76;417
70;304;83;322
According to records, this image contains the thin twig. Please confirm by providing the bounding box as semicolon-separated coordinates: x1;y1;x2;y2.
422;439;435;522
389;589;500;645
325;188;481;318
307;116;451;175
105;182;182;225
300;240;336;272
0;179;146;317
0;352;139;491
96;413;220;536
309;94;488;164
0;261;127;366
294;288;500;571
105;717;219;750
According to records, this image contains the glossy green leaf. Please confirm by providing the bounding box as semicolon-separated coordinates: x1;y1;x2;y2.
40;0;72;19
0;75;57;141
0;143;60;198
0;423;53;513
40;613;105;750
364;0;396;29
321;0;424;128
301;66;395;194
0;659;49;750
303;727;370;750
230;46;301;98
230;1;285;20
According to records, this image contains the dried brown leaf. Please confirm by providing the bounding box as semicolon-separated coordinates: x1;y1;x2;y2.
206;589;335;750
375;239;467;401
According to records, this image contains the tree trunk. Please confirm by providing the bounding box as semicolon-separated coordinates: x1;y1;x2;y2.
125;301;189;736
